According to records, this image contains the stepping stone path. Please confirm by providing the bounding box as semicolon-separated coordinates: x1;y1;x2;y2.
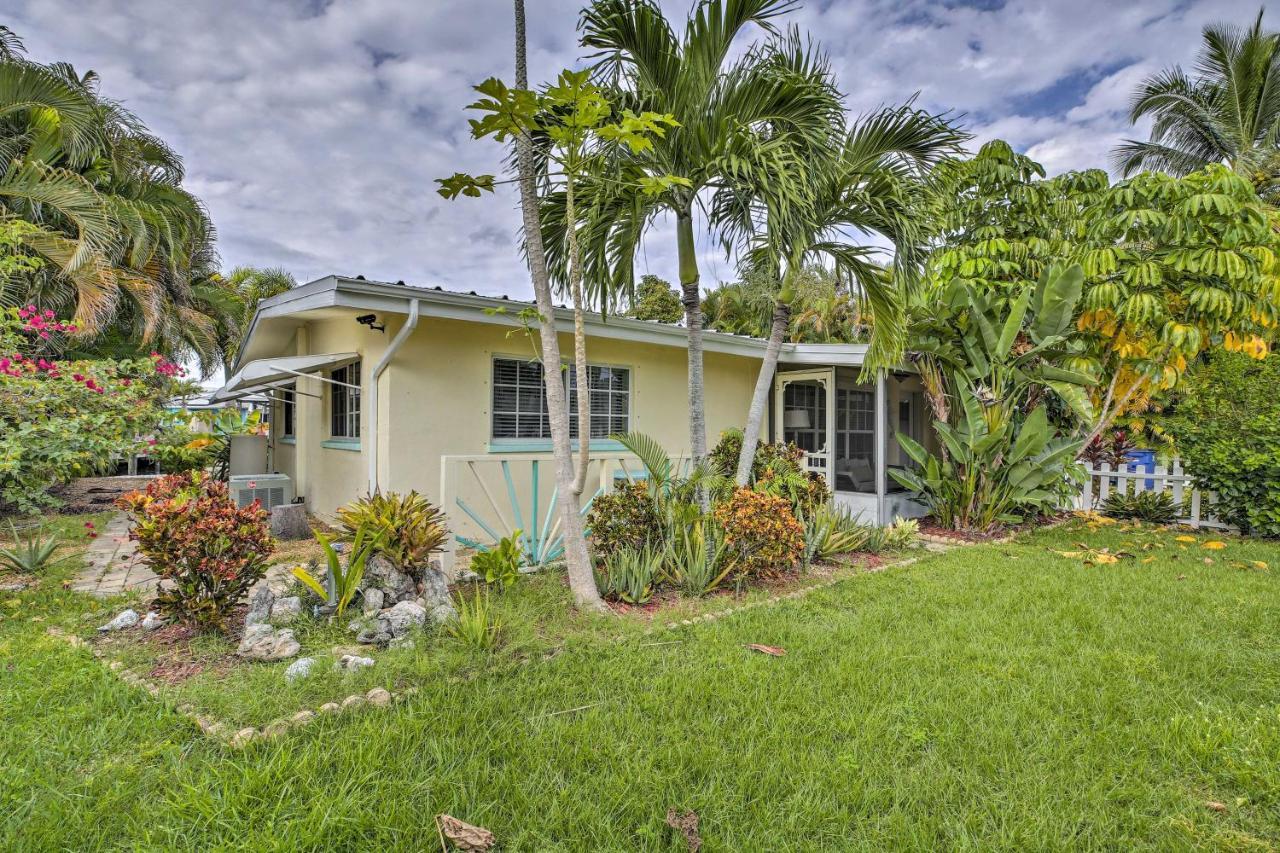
70;513;156;598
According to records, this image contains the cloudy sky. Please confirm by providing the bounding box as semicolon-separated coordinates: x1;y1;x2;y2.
6;0;1266;299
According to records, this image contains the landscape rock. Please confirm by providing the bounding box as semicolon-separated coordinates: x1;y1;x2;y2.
389;635;415;650
245;586;276;627
236;623;301;662
269;503;311;540
334;654;375;673
383;600;427;638
429;604;458;626
269;596;302;624
341;694;366;710
360;587;384;615
366;687;392;706
356;630;392;646
140;611;166;631
283;656;316;682
230;727;258;747
362;554;416;605
98;609;139;632
318;702;341;714
290;710;315;725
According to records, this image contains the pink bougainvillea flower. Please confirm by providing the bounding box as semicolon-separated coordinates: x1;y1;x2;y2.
84;521;95;529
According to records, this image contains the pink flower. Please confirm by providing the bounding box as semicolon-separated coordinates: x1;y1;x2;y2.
247;481;257;489
84;521;95;529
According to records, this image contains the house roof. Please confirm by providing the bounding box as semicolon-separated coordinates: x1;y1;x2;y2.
234;274;873;371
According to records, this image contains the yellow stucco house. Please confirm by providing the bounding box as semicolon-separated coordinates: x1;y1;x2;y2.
215;275;933;566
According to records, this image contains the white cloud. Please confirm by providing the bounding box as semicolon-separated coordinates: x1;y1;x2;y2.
3;0;1265;300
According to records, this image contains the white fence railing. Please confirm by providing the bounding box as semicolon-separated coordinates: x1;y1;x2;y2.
1075;458;1231;530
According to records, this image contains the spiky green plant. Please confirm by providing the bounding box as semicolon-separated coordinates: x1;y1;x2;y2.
292;524;381;618
0;521;63;574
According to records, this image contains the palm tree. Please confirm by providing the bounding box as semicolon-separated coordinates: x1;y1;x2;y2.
713;104;966;485
509;0;605;611
1114;8;1280;197
573;0;843;474
215;266;297;371
0;39;227;371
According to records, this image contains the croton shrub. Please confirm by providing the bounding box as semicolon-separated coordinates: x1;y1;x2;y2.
585;482;661;560
117;472;274;630
0;306;183;512
713;487;805;579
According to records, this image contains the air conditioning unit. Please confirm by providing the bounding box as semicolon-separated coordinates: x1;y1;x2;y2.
228;474;293;511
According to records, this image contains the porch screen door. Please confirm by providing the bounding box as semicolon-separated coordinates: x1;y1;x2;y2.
774;368;836;488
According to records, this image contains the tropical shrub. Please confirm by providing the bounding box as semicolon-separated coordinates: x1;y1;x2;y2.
1102;490;1179;524
292;524;381;619
594;545;662;605
117;472;273;630
1165;351;1280;536
710;430;829;517
713;488;804;579
470;529;523;589
0;307;182;512
0;520;64;574
147;418;216;474
336;490;448;572
586;482;661;558
867;517;920;551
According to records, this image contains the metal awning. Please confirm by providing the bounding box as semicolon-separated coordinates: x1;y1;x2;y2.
210;352;359;403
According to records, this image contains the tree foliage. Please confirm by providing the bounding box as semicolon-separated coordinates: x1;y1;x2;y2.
1114;8;1280;199
626;274;683;323
0;31;233;373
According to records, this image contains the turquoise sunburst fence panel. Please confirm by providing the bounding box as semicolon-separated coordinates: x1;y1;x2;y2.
441;454;639;569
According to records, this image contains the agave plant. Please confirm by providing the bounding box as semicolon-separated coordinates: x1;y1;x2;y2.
0;521;64;574
594;545;663;605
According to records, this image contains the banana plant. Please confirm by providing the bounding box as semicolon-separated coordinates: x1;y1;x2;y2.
894;263;1094;530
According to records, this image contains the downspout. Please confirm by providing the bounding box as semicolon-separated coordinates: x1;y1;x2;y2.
368;299;419;495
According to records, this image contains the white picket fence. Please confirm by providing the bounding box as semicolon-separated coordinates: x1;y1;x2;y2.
1076;457;1232;530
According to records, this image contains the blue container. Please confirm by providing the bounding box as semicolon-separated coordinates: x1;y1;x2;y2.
1124;449;1156;490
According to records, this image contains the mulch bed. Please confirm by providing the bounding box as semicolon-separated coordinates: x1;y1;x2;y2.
94;610;243;686
920;512;1073;543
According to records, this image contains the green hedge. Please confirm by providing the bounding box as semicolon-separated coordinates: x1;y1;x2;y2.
1166;351;1280;537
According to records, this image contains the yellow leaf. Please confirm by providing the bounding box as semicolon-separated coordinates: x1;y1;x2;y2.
1202;541;1226;550
1141;556;1156;564
1090;554;1120;565
1252;560;1269;569
1175;535;1196;543
1056;551;1084;558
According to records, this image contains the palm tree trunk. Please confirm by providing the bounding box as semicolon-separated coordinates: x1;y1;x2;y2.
512;0;604;612
565;176;591;498
677;209;707;483
734;297;790;486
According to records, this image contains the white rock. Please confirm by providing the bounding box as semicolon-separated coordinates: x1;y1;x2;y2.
283;656;316;682
429;604;457;625
269;596;302;623
98;609;139;632
140;611;166;631
366;687;392;706
383;600;427;638
236;624;301;661
333;654;376;672
360;587;385;615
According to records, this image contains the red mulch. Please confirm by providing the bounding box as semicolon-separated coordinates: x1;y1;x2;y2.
920;511;1073;543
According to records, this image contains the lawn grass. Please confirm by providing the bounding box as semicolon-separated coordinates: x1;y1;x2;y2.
2;517;1279;849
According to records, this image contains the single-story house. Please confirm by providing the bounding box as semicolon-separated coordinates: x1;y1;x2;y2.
214;275;936;566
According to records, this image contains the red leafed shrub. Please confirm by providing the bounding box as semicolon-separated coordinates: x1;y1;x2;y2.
713;488;804;579
117;472;274;630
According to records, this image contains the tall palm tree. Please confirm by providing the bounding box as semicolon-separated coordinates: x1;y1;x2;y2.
510;0;605;611
0;39;226;372
713;104;966;485
1114;8;1280;197
572;0;843;474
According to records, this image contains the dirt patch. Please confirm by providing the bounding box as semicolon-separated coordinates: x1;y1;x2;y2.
921;512;1071;543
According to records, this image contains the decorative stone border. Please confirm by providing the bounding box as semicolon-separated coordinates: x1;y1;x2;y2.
51;530;1029;746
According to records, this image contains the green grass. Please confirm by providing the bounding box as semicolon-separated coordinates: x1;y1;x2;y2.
2;517;1279;849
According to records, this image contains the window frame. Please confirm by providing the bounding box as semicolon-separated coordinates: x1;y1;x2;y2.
279;384;296;439
489;355;631;449
329;360;361;440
